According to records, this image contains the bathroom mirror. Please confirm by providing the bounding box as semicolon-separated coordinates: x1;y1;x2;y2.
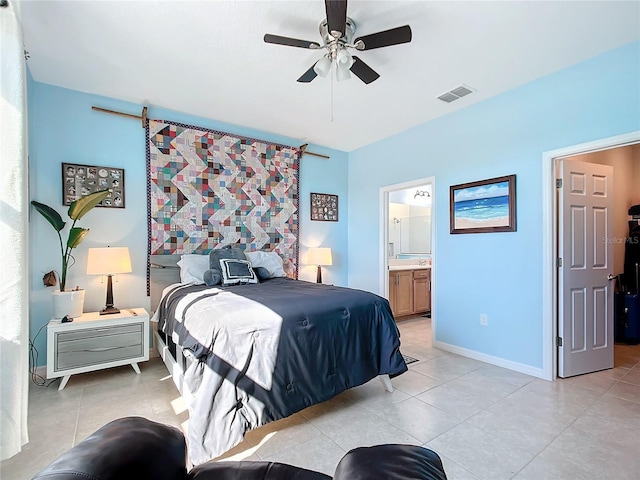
388;199;431;256
400;215;431;254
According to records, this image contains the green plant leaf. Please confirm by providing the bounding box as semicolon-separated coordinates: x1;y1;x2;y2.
67;227;89;249
68;189;110;220
31;201;65;232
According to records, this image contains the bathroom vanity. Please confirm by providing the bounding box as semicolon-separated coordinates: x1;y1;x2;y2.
388;266;431;319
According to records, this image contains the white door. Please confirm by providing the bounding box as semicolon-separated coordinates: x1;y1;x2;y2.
558;159;614;377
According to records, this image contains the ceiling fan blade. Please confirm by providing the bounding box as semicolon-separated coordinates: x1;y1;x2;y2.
264;34;320;49
297;65;318;83
325;0;347;38
350;56;380;84
354;25;412;50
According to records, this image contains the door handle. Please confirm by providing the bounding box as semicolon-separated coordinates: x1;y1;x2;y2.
607;274;615;281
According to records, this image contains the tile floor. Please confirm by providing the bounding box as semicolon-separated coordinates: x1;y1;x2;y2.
2;316;640;479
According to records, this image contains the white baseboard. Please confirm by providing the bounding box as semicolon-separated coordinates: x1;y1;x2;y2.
433;340;547;380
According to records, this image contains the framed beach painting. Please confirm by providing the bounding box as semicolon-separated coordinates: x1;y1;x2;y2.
450;175;516;234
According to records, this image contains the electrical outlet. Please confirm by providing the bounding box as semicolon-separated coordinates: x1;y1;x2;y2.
480;314;488;326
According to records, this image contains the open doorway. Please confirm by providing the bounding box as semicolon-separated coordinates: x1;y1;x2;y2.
541;132;640;380
379;177;435;331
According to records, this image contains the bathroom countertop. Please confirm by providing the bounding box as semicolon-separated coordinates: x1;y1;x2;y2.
388;265;431;271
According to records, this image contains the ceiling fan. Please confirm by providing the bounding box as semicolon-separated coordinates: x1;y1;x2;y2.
263;0;412;84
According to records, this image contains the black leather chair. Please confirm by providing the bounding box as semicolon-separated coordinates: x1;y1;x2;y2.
33;416;447;480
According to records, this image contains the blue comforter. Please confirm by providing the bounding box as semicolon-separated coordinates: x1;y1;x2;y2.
155;278;407;465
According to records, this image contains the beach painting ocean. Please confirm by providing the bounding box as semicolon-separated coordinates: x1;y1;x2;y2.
451;176;516;233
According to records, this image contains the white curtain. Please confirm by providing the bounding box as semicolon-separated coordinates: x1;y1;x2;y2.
0;0;30;460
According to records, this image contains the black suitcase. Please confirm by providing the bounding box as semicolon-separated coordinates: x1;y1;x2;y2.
615;292;640;345
616;213;640;344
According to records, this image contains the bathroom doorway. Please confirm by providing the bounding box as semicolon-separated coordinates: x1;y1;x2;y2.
379;177;435;327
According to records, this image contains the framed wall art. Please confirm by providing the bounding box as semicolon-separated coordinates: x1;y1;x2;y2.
62;163;125;208
310;192;338;221
450;174;516;234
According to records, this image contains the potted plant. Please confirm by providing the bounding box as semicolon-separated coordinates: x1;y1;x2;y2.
31;189;110;318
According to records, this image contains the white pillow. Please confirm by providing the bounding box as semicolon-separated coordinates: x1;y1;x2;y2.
245;251;287;278
177;254;209;284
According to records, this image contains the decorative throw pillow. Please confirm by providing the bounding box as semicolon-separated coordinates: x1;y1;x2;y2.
219;259;258;286
204;246;247;286
253;266;271;281
202;269;221;287
245;251;287;278
177;254;209;284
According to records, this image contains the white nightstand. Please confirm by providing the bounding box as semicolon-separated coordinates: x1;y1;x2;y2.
46;308;149;390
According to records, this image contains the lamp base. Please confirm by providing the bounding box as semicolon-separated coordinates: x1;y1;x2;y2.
316;265;322;284
99;274;120;315
99;306;120;315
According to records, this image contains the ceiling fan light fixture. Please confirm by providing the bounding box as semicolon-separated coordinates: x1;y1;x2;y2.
313;56;332;77
264;1;412;85
336;66;351;82
336;48;353;69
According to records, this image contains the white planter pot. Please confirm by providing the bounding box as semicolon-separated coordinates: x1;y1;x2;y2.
52;289;85;319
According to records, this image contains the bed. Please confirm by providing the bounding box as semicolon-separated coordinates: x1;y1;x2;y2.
150;253;407;465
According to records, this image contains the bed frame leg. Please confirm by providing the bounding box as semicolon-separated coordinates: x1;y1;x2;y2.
378;374;393;393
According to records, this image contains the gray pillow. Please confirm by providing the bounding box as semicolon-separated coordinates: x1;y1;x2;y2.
203;269;221;287
253;266;271;281
203;246;247;286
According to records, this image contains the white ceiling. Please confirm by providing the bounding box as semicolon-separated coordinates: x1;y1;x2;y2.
17;0;640;151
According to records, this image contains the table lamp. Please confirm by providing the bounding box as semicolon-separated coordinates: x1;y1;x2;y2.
86;246;132;315
307;247;332;284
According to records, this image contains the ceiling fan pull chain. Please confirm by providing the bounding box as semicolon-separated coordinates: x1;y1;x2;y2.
330;62;334;122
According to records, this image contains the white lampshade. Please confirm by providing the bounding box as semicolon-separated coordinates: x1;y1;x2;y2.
86;247;132;275
307;247;332;266
313;56;332;77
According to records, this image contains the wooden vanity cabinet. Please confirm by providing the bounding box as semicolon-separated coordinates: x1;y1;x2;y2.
389;270;413;317
413;269;431;313
388;268;431;319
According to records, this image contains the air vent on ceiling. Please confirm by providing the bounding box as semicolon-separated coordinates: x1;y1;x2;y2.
437;84;475;103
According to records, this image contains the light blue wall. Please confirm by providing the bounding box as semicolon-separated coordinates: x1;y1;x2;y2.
28;41;640;370
348;41;640;370
27;82;348;364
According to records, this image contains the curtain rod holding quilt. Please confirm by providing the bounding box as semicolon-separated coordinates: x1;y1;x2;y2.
91;105;330;159
299;144;330;159
92;105;148;128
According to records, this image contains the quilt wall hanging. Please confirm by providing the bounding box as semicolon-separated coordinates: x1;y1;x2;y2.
146;119;300;282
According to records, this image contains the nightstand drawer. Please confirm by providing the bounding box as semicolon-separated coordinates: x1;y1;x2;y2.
55;323;144;371
56;323;141;342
